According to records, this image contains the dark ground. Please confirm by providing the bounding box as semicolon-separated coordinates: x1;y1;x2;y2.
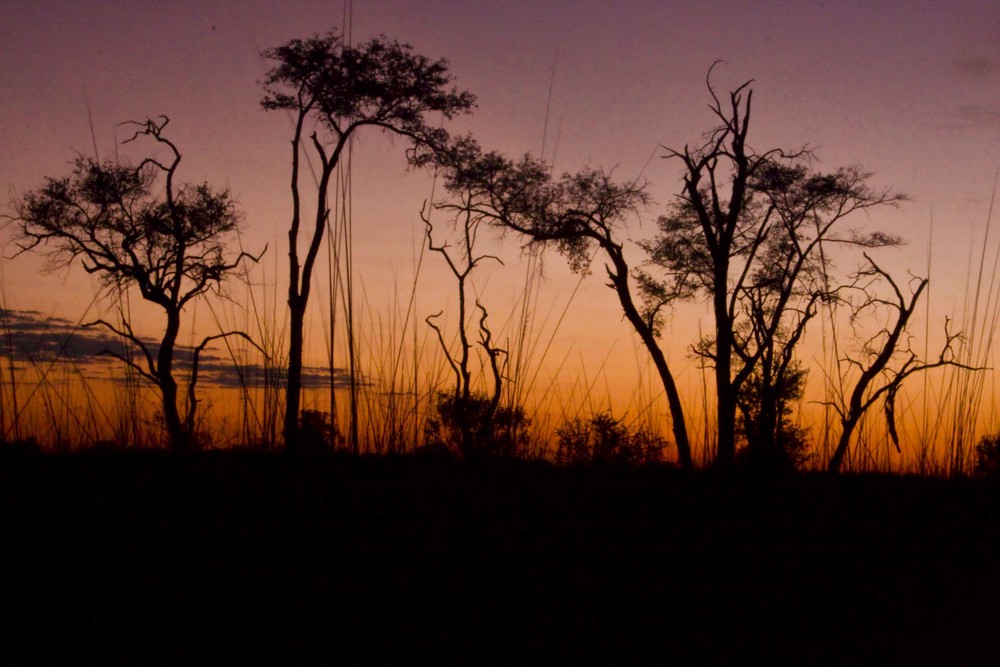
0;451;998;664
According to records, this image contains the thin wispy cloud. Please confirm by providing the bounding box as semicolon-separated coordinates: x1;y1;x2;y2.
955;103;1000;129
953;53;997;78
0;309;347;389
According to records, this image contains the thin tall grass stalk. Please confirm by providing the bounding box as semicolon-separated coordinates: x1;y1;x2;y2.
5;293;102;444
919;208;935;473
0;265;22;442
234;227;286;448
945;177;998;474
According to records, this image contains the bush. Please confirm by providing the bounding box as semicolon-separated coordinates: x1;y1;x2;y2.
735;421;811;473
975;433;1000;477
555;413;667;466
423;392;531;460
736;362;812;472
296;410;340;453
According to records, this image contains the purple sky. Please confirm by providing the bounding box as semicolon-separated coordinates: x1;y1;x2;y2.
2;0;999;429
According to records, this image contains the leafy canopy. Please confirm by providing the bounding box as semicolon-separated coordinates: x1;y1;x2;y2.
261;31;476;154
14;155;242;309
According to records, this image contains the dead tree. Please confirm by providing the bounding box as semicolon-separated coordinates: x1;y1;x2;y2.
422;199;510;458
826;255;977;472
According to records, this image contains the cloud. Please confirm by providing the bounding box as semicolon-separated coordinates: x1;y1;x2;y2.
953;54;997;79
0;309;350;389
954;102;1000;129
0;309;129;363
194;360;353;389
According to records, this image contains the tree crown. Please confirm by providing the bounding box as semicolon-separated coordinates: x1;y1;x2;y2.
12;119;250;310
261;31;475;151
438;139;651;273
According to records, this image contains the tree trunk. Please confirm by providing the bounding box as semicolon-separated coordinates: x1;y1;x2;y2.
749;388;781;466
161;377;186;452
606;249;693;470
660;355;693;470
716;382;737;468
158;308;188;452
757;400;780;461
714;286;737;468
829;415;861;472
285;296;305;452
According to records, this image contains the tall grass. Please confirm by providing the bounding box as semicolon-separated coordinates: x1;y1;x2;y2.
942;178;999;475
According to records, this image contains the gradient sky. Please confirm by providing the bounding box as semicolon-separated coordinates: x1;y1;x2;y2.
2;1;999;440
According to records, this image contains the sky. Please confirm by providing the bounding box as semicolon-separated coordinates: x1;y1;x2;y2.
1;0;999;453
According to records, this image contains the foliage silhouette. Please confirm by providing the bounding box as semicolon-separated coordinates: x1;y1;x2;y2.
0;436;41;458
735;361;811;470
556;412;667;466
974;432;1000;477
11;117;261;452
424;391;531;460
260;30;475;453
296;409;341;453
433;144;693;469
645;64;905;469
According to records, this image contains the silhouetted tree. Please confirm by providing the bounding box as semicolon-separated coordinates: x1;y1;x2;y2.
436;147;694;470
11;117;260;451
824;255;974;472
260;30;475;452
421;200;519;459
645;66;903;468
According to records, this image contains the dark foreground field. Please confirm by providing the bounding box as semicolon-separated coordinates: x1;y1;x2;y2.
1;451;998;664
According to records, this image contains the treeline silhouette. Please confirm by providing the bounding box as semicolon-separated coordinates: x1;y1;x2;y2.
4;28;1000;662
7;30;991;473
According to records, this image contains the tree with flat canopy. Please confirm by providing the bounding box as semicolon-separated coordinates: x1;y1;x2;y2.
259;30;475;452
10;116;261;452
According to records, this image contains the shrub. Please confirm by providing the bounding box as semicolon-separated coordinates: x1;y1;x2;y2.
736;363;812;472
423;392;531;460
974;433;1000;477
296;410;340;453
555;412;667;466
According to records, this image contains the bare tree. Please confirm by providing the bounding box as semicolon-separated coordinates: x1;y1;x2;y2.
260;30;475;452
646;68;903;468
10;117;261;451
824;255;976;472
437;146;694;469
422;199;501;444
422;193;535;459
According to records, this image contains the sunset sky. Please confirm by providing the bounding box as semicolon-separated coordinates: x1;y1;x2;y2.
2;1;999;452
